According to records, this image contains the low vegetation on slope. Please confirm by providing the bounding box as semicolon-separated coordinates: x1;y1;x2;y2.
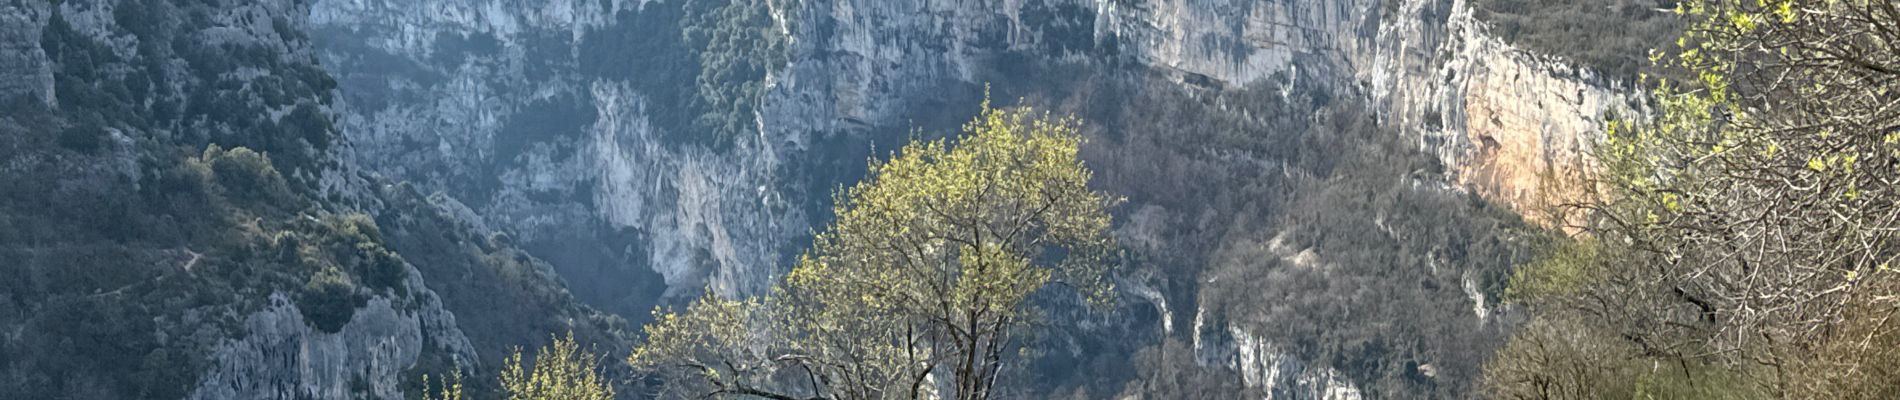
1471;0;1684;82
977;56;1546;396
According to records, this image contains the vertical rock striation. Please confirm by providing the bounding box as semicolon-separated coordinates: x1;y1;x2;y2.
311;0;807;306
189;272;478;400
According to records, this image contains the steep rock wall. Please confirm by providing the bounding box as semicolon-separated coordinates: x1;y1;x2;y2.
311;0;806;305
189;272;478;400
307;0;1638;396
1391;1;1640;222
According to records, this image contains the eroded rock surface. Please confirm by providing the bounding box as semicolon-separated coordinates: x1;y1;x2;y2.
190;274;477;400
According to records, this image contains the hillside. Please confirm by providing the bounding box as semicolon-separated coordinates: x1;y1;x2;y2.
0;0;1660;398
0;1;626;399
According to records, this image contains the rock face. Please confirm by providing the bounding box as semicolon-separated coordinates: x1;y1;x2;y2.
781;0;1636;395
1387;1;1642;222
0;0;1634;395
1092;0;1639;215
1185;305;1365;399
1227;325;1364;400
306;0;1633;395
190;272;477;400
0;0;53;106
0;1;626;398
309;0;807;309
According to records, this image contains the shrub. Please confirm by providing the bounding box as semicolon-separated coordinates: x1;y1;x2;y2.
281;103;333;150
297;267;364;333
202;145;291;203
58;122;108;154
357;242;408;295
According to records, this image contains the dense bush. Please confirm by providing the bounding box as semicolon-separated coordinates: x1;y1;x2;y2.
299;267;366;333
323;214;410;295
57;121;109;154
203;145;292;205
579;0;790;149
682;0;788;147
367;185;633;398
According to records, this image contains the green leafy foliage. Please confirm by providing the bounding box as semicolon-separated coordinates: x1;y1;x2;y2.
630;99;1119;400
203;145;293;205
299;267;366;333
1501;238;1602;302
0;137;421;398
418;367;467;400
417;333;618;400
57;121;109;154
579;4;696;139
683;0;790;147
368;184;633;398
38;1;339;179
580;0;792;148
500;333;616;400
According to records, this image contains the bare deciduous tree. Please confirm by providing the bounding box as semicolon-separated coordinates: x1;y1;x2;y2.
1496;0;1900;397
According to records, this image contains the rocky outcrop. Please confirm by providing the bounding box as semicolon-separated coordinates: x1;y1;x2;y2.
310;0;808;306
1229;327;1364;400
1388;1;1641;222
586;81;799;297
790;0;1637;250
1188;306;1365;400
189;271;477;400
0;0;53;105
1092;0;1639;217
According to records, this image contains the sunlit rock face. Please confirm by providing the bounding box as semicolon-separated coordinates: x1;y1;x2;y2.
1385;2;1643;223
1092;0;1639;217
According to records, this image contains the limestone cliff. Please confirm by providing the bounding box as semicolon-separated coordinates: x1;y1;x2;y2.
310;0;806;308
0;0;1639;396
304;0;1633;396
1090;0;1638;216
189;276;477;400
